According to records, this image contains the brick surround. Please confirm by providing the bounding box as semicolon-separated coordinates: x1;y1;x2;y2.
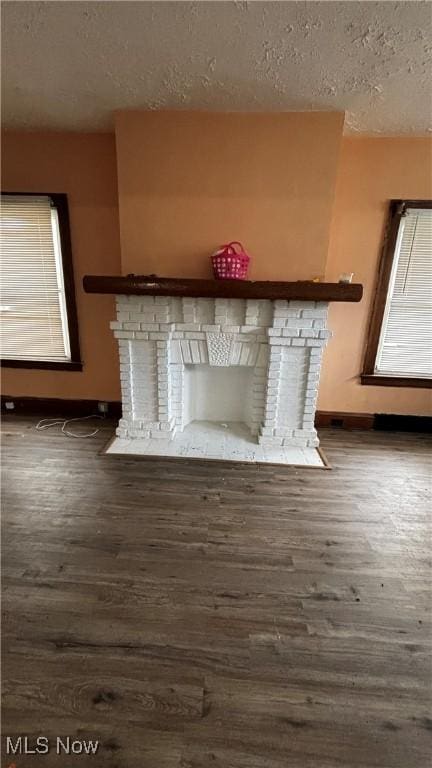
111;296;331;448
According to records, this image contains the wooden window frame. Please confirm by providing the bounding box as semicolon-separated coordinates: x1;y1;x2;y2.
361;199;432;389
1;192;82;371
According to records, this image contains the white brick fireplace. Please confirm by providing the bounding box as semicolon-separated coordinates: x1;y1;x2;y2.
110;295;331;456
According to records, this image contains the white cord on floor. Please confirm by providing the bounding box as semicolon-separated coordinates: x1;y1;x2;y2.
36;414;104;438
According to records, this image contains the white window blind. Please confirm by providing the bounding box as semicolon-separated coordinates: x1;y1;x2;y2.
376;207;432;378
0;194;71;361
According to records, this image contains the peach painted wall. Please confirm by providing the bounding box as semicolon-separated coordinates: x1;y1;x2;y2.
115;111;344;279
1;131;122;401
319;137;432;416
2;126;431;417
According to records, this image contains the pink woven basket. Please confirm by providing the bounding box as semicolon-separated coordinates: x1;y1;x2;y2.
211;241;250;280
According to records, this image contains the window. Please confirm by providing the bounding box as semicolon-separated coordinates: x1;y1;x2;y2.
0;193;81;370
362;200;432;388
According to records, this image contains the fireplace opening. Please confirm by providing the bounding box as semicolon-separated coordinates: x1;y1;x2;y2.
183;364;255;435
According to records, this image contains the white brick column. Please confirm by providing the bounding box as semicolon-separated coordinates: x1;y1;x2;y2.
258;301;331;448
117;339;132;436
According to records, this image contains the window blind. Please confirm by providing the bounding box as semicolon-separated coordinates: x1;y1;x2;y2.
376;207;432;377
0;194;71;361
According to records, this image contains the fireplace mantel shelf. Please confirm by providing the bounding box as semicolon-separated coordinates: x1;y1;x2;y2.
83;275;363;302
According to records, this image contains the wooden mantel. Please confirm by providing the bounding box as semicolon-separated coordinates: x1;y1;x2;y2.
83;275;363;302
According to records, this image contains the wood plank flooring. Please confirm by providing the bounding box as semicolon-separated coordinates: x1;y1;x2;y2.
1;415;431;767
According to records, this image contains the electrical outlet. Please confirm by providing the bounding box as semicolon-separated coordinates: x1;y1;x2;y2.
98;402;109;414
4;401;15;410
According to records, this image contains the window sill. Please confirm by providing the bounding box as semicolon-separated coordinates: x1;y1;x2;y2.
361;373;432;389
1;359;83;371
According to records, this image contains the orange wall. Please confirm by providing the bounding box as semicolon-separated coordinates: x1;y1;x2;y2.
1;131;122;401
115;111;344;279
2;126;431;417
319;137;432;416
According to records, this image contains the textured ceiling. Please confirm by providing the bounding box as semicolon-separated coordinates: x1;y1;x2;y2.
2;1;431;134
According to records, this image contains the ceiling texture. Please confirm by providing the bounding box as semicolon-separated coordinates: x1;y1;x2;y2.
2;0;431;134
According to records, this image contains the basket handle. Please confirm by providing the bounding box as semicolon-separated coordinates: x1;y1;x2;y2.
224;241;245;254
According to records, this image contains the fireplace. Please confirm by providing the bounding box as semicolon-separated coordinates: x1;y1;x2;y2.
83;275;362;465
111;294;331;450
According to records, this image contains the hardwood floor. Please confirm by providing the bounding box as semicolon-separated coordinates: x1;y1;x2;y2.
1;415;431;767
